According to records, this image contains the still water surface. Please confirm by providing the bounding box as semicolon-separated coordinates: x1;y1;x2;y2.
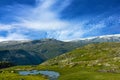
19;70;60;80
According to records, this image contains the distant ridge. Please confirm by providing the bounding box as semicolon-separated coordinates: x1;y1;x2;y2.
70;34;120;42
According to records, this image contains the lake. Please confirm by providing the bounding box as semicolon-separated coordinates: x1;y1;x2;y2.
19;70;60;80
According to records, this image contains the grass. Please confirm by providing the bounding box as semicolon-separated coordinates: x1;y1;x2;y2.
0;73;47;80
1;65;120;80
0;66;47;80
34;65;120;80
39;42;120;80
0;72;47;80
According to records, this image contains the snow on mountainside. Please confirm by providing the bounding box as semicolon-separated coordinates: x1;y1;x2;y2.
0;40;31;47
71;34;120;42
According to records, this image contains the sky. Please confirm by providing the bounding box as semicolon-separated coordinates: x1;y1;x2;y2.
0;0;120;41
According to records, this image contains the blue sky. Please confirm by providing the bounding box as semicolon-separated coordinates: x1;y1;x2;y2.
0;0;120;41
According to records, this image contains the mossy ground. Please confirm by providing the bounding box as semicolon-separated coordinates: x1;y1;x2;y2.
39;42;120;80
0;73;47;80
1;65;120;80
0;66;47;80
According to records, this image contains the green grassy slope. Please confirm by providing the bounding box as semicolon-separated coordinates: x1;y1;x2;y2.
0;71;47;80
39;42;120;80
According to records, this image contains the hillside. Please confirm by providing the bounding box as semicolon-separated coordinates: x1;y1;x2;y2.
0;34;120;65
0;39;80;65
40;42;120;80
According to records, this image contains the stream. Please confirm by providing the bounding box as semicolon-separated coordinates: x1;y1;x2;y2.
19;70;60;80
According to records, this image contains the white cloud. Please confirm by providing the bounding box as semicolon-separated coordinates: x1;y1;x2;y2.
0;24;12;31
56;0;72;12
0;33;28;42
14;0;70;31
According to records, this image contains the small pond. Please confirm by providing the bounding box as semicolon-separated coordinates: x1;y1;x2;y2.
19;70;60;80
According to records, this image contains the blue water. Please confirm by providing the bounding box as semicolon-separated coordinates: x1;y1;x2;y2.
19;70;60;80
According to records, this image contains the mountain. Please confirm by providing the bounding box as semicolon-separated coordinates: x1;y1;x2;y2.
0;34;120;65
0;39;80;65
71;34;120;44
41;42;120;80
69;34;120;48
